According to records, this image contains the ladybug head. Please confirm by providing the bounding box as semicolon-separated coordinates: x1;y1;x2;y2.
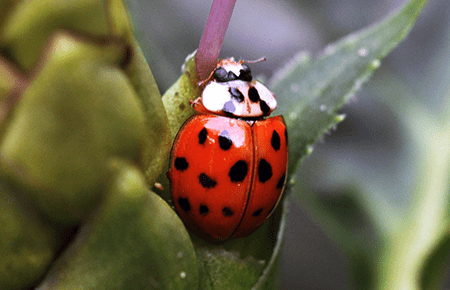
199;58;266;87
213;60;253;83
194;57;276;118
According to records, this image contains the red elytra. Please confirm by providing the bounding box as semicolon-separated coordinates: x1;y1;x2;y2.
167;114;288;242
167;59;288;243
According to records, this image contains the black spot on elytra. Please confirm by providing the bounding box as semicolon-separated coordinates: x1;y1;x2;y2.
229;160;248;182
219;130;232;150
260;100;270;115
271;130;281;151
285;128;289;146
174;157;188;171
198;128;207;144
223;101;236;114
199;173;217;188
222;207;234;217
277;173;286;189
239;64;253;81
178;197;191;212
253;208;263;217
248;87;260;103
229;87;244;103
199;204;209;215
258;159;272;183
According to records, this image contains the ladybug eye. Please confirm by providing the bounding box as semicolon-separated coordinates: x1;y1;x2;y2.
213;67;238;82
239;64;253;82
213;67;227;81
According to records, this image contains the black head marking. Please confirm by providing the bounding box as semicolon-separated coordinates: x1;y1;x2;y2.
229;87;244;103
213;67;237;82
198;128;207;144
258;159;272;183
248;87;260;103
223;101;236;114
199;204;209;215
218;130;233;150
178;197;191;212
271;130;281;151
174;157;188;171
239;64;253;81
260;100;270;115
252;208;263;217
277;173;286;189
222;207;234;217
213;67;228;82
199;173;217;188
226;71;238;81
229;160;248;182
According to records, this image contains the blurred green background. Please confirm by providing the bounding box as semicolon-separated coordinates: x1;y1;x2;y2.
126;0;448;288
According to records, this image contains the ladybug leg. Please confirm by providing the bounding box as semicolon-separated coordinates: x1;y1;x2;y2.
189;98;198;106
153;182;164;191
191;97;210;114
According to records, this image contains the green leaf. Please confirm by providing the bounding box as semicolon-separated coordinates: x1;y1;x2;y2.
370;65;450;289
297;67;450;290
1;0;110;69
0;181;56;290
37;159;198;289
127;40;172;186
162;51;198;141
419;231;450;290
157;52;198;202
270;0;427;177
268;0;428;288
0;32;145;224
0;0;17;33
1;0;175;288
107;0;172;185
376;76;450;290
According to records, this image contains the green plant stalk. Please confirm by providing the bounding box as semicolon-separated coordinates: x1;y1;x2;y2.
377;99;450;290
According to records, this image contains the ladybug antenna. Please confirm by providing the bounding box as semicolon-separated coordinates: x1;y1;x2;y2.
239;57;267;64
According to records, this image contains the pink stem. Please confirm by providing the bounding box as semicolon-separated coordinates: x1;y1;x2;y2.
195;0;237;81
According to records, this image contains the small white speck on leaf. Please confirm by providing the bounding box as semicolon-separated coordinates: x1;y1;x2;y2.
358;47;368;57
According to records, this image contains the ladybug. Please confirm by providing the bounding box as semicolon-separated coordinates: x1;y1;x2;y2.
167;58;288;243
